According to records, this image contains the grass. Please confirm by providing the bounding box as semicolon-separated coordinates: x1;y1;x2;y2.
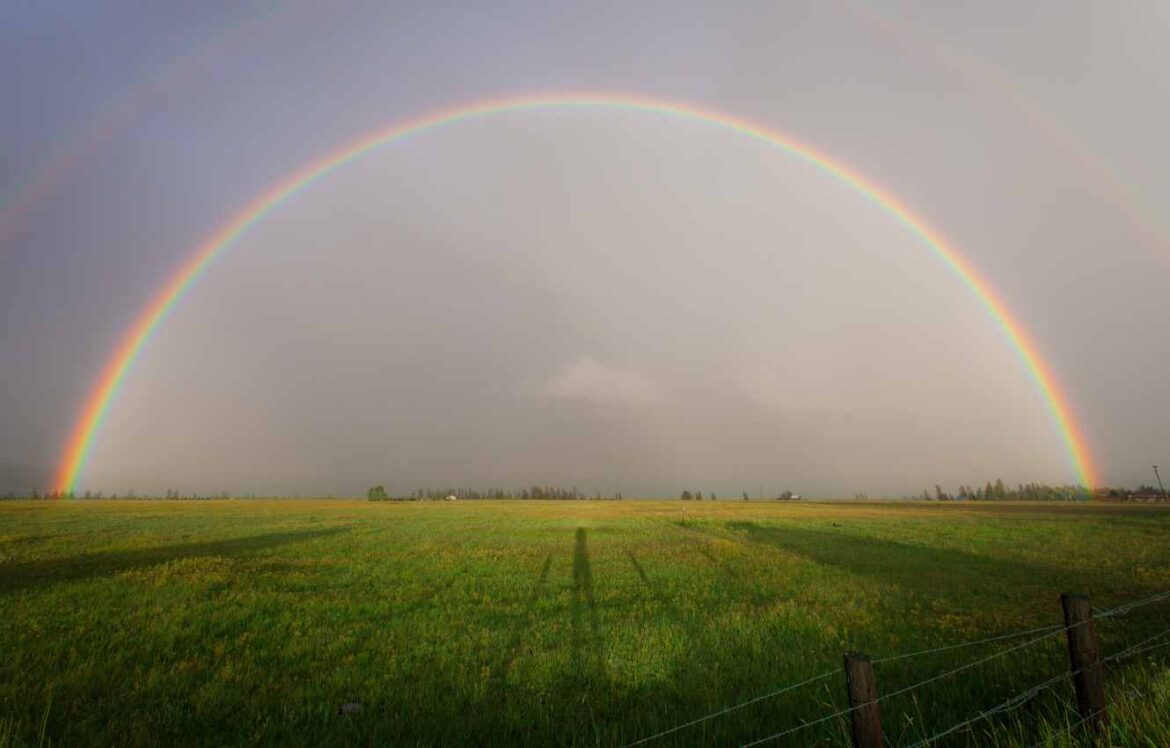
1;499;1168;746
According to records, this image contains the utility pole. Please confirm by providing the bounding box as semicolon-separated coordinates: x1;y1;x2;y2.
1154;465;1166;497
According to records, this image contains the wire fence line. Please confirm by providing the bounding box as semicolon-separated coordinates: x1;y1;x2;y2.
871;624;1063;665
1096;589;1170;620
625;622;1080;747
1106;625;1170;664
737;592;1170;748
903;670;1074;748
623;626;1065;748
623;588;1169;748
622;670;837;747
906;622;1170;748
1023;630;1170;748
738;625;1072;748
869;588;1170;668
1118;638;1170;660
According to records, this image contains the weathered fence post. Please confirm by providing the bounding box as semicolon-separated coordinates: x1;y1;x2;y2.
1061;593;1108;738
843;651;882;748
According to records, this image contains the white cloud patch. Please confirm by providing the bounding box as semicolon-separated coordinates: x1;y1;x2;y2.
544;357;663;407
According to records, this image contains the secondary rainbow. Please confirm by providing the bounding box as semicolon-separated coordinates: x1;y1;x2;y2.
54;93;1099;494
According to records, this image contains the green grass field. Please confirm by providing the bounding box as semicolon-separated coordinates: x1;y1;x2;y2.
2;499;1168;746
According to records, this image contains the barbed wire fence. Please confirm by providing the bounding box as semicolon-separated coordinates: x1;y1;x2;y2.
907;624;1170;748
625;622;1066;747
623;588;1170;748
1021;627;1170;748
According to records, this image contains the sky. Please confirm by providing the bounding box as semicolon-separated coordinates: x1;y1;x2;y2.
1;1;1168;497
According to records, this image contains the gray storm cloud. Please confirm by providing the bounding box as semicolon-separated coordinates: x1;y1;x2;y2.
2;2;1168;496
545;358;665;408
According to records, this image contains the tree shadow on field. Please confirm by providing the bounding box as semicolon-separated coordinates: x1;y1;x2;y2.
0;534;53;547
725;521;1077;609
625;549;694;625
481;554;552;685
0;527;349;594
604;547;850;747
537;553;552;591
571;528;601;678
442;535;610;745
626;549;651;586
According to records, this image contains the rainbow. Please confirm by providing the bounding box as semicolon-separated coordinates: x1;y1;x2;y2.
845;1;1168;264
53;93;1099;494
0;4;307;242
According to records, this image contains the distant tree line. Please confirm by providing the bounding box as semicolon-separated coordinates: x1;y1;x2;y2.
913;481;1166;502
730;490;798;501
6;489;239;501
1095;485;1168;502
4;489;326;501
917;480;1093;501
682;489;801;501
6;479;1165;502
368;485;624;501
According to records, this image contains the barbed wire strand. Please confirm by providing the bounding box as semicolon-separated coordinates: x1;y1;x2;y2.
910;622;1170;747
1096;588;1170;619
1107;625;1170;663
1027;627;1170;748
623;669;836;747
1024;632;1170;748
872;624;1063;665
625;625;1071;746
627;588;1169;747
876;587;1170;668
1115;637;1170;660
906;670;1076;748
738;599;1170;748
739;625;1071;748
625;623;1065;748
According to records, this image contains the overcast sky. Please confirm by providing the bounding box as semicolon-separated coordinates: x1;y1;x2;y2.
2;1;1168;497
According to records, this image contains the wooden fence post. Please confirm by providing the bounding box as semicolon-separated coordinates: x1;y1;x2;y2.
1061;593;1108;738
843;651;882;748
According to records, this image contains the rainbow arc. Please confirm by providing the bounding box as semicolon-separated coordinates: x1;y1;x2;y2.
54;93;1098;493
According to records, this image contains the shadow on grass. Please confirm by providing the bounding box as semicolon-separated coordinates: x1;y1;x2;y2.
479;554;554;690
573;529;594;605
611;547;848;747
626;549;650;585
0;534;53;546
386;566;471;619
538;553;552;592
0;527;349;594
571;528;601;679
725;521;1070;606
625;549;695;626
23;522;1140;747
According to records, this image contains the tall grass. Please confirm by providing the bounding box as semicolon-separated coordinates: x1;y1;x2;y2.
0;499;1167;745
